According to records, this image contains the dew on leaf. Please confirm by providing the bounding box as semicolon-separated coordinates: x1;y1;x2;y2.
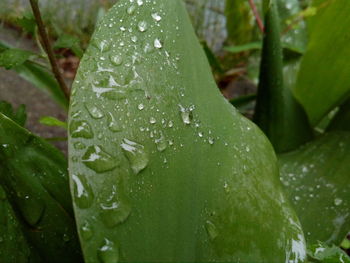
82;145;118;173
151;13;162;22
110;55;123;66
72;174;95;209
98;239;119;263
70;120;94;139
138;21;147;32
80;221;93;241
107;113;121;132
85;103;105;119
205;220;218;240
121;139;149;174
154;38;162;49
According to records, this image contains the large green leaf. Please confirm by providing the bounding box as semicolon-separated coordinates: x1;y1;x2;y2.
69;1;307;262
254;0;313;153
294;0;350;125
279;132;350;245
0;113;83;262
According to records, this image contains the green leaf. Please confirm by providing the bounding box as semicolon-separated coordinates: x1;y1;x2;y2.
69;0;306;262
0;186;40;262
54;34;84;58
0;101;27;127
16;12;37;35
0;40;69;110
294;0;350;125
307;242;350;263
254;0;313;153
0;113;83;262
39;116;68;129
279;132;350;244
14;61;69;110
0;48;35;69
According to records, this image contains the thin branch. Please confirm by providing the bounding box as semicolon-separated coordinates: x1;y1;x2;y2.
248;0;264;34
29;0;70;100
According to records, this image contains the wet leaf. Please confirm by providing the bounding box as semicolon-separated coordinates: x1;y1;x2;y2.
279;132;350;245
307;242;350;263
69;0;306;262
0;101;27;127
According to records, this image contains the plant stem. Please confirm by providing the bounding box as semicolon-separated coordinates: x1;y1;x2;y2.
29;0;70;101
248;0;264;33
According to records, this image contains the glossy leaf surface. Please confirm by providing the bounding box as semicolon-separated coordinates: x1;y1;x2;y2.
279;132;350;245
307;242;350;263
69;0;306;262
294;0;350;125
0;113;83;262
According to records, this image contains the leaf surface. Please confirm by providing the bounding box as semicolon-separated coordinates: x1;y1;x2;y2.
294;0;350;125
0;113;83;262
69;0;306;262
279;132;350;245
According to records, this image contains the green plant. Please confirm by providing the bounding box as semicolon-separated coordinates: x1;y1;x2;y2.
0;0;349;262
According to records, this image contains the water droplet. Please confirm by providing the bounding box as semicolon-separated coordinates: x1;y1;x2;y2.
85;103;104;119
80;221;93;241
334;198;343;206
70;120;94;139
138;104;144;110
137;0;143;6
154;38;162;49
97;40;111;53
149;117;156;124
100;186;131;228
121;139;149;174
98;239;119;263
131;36;137;43
110;55;123;66
155;134;167;152
151;13;162;22
72;174;95;209
82;145;118;173
205;220;218;240
198;132;203;138
107;113;121;132
179;105;193;125
295;196;300;201
127;5;136;15
168;121;173;128
208;137;215;145
138;21;147;32
74;142;86;150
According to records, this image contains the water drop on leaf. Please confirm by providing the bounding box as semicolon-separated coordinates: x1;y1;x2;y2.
82;145;118;173
121;139;148;174
72;174;95;209
85;103;105;119
98;239;119;263
70;120;94;139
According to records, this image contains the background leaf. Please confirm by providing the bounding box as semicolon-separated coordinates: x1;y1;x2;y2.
279;132;350;245
39;116;67;129
69;0;306;262
294;0;350;125
0;113;83;262
0;48;35;69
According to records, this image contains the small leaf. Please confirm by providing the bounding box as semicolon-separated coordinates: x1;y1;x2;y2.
0;101;27;127
0;48;35;69
224;42;262;53
16;13;37;35
39;116;67;129
54;34;84;58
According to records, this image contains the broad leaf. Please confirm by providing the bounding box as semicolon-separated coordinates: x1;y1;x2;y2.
279;132;350;245
294;0;350;125
0;113;83;262
69;0;306;262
